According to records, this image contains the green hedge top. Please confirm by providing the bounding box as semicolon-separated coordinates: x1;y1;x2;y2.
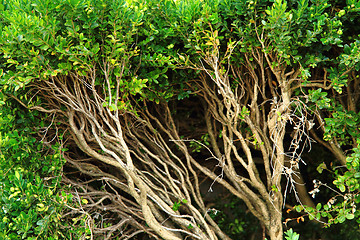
1;0;359;102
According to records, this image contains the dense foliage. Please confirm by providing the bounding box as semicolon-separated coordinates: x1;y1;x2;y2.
0;0;359;239
0;100;89;239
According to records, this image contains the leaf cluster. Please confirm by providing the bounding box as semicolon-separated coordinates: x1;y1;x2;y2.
0;101;83;239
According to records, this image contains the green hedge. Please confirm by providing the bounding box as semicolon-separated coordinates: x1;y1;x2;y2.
0;102;83;239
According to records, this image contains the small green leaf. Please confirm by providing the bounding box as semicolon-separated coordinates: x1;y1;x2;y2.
272;185;278;192
316;162;327;174
338;215;346;223
15;171;21;180
316;203;322;211
295;205;303;212
109;103;117;111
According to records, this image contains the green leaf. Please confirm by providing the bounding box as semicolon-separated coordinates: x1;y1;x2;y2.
284;228;300;240
294;205;303;212
316;162;327;174
15;171;21;180
339;184;346;192
316;203;322;211
109;103;117;111
338;215;346;223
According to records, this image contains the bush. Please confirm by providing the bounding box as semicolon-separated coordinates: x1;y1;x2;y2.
0;101;83;239
1;0;360;239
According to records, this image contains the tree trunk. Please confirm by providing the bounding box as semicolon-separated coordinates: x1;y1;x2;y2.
267;212;283;240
